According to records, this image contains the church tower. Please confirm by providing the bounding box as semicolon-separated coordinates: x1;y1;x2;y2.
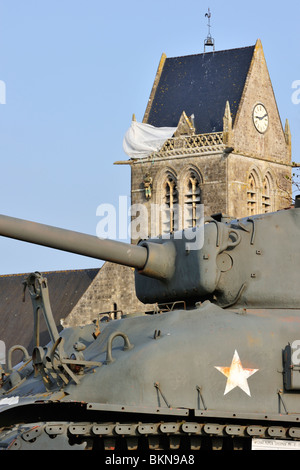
125;39;292;242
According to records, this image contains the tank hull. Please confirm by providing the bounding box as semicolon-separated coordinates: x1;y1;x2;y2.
1;302;300;450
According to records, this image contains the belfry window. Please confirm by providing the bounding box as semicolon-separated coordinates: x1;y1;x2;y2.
247;173;258;215
162;173;178;234
262;174;272;213
184;171;201;228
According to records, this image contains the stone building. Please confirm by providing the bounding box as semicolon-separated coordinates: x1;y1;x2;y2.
0;40;293;351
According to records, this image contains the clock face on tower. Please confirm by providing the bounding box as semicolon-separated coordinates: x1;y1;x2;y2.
253;103;269;133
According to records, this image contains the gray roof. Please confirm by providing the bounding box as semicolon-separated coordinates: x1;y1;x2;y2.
146;45;255;134
0;268;99;363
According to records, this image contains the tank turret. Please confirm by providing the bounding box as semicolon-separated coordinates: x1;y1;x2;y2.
0;206;299;308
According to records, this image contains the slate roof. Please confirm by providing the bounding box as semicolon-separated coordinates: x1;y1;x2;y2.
0;268;99;363
145;45;255;134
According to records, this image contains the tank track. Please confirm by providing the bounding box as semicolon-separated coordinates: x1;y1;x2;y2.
1;418;300;450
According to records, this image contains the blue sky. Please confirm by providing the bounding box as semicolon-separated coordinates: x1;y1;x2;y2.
0;0;299;274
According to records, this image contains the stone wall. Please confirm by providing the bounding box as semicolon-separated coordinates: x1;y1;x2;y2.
227;39;292;217
233;40;290;165
228;154;291;218
130;151;229;240
62;262;153;328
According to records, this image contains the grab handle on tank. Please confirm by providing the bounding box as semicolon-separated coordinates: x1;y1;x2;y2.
105;331;134;364
7;345;31;373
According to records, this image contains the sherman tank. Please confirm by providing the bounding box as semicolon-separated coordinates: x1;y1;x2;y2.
0;199;299;451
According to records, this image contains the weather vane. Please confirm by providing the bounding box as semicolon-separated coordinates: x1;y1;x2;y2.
204;8;215;52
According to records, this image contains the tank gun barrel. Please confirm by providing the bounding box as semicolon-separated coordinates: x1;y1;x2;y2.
1;208;299;308
0;213;148;270
0;213;176;281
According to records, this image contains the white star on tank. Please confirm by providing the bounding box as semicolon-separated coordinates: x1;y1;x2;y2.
215;350;258;396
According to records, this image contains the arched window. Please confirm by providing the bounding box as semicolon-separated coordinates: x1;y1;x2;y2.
247;172;259;215
161;172;178;234
262;173;273;213
183;171;202;228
